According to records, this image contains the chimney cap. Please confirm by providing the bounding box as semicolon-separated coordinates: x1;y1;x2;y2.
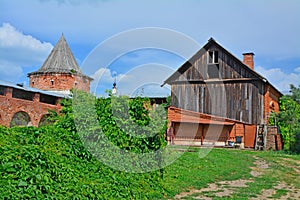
242;52;255;56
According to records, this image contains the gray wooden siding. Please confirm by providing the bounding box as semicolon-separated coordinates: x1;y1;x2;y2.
170;45;264;124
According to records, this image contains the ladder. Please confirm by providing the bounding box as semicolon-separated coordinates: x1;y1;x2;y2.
255;124;267;150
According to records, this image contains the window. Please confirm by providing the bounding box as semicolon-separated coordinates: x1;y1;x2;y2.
12;88;34;101
50;80;54;85
0;86;5;96
40;94;57;105
207;50;219;79
208;50;218;64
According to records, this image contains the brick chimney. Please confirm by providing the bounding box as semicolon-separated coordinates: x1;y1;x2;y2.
243;52;255;70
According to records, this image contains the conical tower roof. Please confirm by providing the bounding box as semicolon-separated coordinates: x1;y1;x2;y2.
28;34;88;77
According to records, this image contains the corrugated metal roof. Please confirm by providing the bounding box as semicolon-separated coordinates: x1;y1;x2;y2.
0;79;69;98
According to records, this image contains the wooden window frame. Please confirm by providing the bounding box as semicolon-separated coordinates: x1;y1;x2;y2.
208;50;219;64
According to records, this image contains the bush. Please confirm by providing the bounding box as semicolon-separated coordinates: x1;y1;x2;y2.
0;126;166;199
0;90;168;198
277;85;300;153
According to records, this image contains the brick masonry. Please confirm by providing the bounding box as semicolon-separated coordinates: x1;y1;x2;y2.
29;73;91;92
266;126;283;150
0;35;91;127
0;87;61;127
264;84;281;122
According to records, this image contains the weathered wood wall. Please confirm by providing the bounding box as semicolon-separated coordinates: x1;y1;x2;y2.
170;44;265;124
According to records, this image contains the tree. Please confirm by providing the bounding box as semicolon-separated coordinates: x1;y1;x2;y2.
290;84;300;104
277;84;300;153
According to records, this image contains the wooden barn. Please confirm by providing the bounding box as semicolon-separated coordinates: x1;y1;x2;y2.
162;38;283;150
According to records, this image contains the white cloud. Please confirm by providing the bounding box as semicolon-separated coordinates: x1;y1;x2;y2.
90;64;173;97
0;23;53;82
295;67;300;73
115;63;173;97
0;62;24;83
90;67;129;95
91;68;128;85
256;66;300;93
3;0;300;60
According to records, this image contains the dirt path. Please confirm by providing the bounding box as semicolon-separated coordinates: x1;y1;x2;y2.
253;157;300;200
251;182;300;200
173;155;300;199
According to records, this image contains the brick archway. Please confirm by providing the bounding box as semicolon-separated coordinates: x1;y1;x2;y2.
0;85;62;127
39;114;52;127
10;111;31;127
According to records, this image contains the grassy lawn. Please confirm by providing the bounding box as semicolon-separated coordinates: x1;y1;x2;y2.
162;147;300;199
1;126;299;199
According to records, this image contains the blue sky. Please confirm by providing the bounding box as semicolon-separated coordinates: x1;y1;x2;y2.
0;0;299;96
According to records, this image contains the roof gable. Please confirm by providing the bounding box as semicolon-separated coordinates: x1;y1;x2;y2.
162;38;267;85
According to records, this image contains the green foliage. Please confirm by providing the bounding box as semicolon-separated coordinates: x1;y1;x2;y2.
52;98;77;133
128;96;151;126
2;123;300;199
72;91;168;172
0;126;166;199
55;91;168;153
69;90;167;154
290;84;300;104
277;85;300;153
0;90;168;198
164;95;171;107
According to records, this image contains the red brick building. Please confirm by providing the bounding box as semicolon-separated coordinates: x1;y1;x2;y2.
163;38;283;150
0;34;92;127
28;34;92;94
0;80;64;127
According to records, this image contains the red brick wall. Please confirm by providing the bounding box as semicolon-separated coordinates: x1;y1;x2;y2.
0;87;61;127
266;126;283;150
264;84;281;122
29;73;91;92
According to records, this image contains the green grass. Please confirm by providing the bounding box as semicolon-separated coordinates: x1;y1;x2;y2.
1;126;300;199
162;147;300;199
162;148;253;196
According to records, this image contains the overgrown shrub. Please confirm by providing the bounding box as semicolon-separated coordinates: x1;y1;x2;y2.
277;85;300;153
0;125;166;199
0;90;168;198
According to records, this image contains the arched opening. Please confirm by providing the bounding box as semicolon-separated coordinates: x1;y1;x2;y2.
10;111;31;127
39;114;52;127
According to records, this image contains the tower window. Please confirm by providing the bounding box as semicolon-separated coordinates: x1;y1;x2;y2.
50;80;54;85
208;50;218;64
